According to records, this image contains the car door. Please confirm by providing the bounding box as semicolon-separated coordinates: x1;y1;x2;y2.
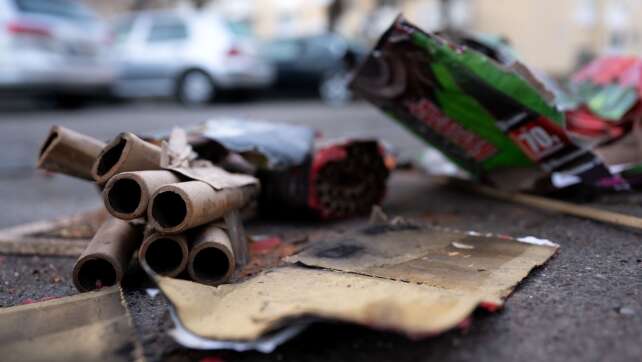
117;14;189;96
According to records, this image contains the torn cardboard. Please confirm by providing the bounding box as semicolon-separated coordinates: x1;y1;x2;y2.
0;287;142;362
0;209;106;257
288;224;558;305
153;224;557;348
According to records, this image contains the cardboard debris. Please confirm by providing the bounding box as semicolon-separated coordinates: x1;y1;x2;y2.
37;126;106;181
0;287;143;362
350;16;617;190
72;217;143;292
153;224;557;348
287;224;557;305
0;209;106;257
181;120;392;220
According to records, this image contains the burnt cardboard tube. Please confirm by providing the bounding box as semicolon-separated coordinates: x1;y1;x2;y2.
187;225;235;285
37;126;106;181
72;218;142;292
138;232;189;277
91;132;162;185
148;181;257;233
103;170;182;220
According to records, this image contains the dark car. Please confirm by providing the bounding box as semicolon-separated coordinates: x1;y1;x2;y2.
263;33;367;105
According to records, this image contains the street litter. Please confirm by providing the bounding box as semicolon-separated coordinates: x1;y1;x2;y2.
350;16;619;192
568;55;642;187
0;287;143;362
349;17;642;231
0;209;106;257
38;126;106;181
186;119;393;219
153;221;557;351
19;14;642;359
36;125;260;291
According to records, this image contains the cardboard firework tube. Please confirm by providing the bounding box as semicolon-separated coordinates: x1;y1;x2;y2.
138;232;189;277
103;170;182;220
91;132;162;185
37;126;106;181
148;181;257;233
72;218;142;292
187;225;235;285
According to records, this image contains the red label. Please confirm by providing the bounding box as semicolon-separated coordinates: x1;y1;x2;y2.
508;119;566;161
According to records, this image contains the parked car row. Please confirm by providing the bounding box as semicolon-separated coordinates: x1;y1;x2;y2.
0;0;113;105
0;1;366;107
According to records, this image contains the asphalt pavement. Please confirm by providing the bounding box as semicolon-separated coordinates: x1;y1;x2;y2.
0;100;640;362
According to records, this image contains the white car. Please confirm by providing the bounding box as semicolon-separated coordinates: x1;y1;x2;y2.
111;11;275;106
0;0;114;102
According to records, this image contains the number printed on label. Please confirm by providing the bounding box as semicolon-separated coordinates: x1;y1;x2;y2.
510;124;564;161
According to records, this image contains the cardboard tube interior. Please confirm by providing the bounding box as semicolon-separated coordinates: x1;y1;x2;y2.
149;181;255;233
92;132;162;184
103;170;181;220
37;126;106;181
188;225;235;285
73;218;142;292
139;233;189;277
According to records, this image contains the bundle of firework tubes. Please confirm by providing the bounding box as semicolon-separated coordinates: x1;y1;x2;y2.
36;123;391;292
37;126;259;292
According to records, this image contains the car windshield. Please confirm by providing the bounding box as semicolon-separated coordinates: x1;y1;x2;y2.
226;21;251;38
112;17;135;44
14;0;95;21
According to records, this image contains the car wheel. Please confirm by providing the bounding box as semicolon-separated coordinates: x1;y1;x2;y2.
319;71;352;106
177;70;215;106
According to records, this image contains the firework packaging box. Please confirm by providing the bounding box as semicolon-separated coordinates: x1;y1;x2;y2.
350;16;620;191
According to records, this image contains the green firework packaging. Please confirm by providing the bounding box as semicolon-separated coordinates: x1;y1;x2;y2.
350;16;622;189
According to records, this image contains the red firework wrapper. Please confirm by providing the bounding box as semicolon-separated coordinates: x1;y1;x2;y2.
257;139;391;220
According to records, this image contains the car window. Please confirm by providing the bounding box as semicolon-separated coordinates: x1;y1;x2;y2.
14;0;95;21
265;39;301;61
113;17;135;44
226;21;251;38
146;17;188;43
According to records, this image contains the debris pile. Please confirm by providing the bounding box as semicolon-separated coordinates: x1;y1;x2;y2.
185;119;392;219
36;122;392;292
38;126;259;291
568;56;642;187
14;14;639;359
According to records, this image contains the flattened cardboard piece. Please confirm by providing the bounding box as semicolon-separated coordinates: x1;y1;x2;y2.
159;127;259;190
0;209;107;256
157;266;481;341
0;287;143;362
287;225;559;305
154;225;558;345
168;166;258;191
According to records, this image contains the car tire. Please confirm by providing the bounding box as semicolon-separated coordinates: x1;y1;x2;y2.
176;70;215;106
319;71;352;106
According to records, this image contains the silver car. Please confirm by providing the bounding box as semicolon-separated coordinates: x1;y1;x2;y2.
111;10;275;106
0;0;114;102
